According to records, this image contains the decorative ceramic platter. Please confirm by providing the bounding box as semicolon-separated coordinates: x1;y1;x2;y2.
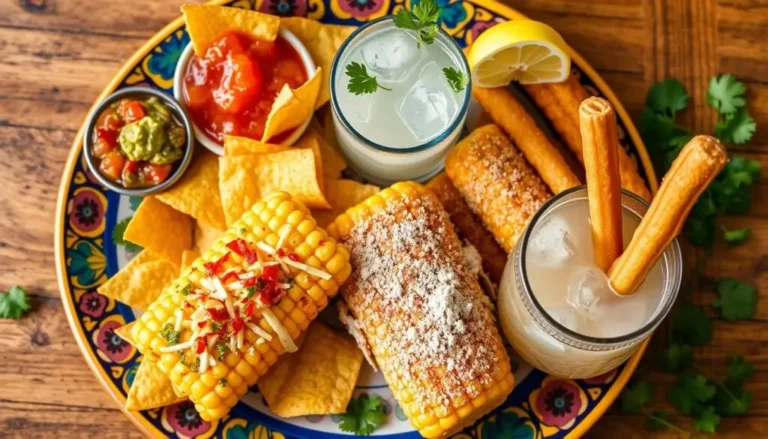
55;0;659;437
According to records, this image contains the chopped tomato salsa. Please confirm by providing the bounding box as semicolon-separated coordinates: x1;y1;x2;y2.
183;30;307;143
91;95;186;189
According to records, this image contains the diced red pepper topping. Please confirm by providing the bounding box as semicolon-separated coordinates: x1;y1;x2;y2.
184;302;194;309
288;253;299;262
226;238;258;264
259;281;281;306
207;307;229;322
196;338;207;354
243;277;259;288
204;253;231;276
232;317;244;332
197;321;207;328
244;300;255;317
199;293;209;303
277;248;285;257
262;265;279;282
221;270;239;284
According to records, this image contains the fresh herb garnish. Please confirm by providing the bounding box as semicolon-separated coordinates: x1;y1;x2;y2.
216;342;229;361
339;394;386;436
622;74;760;435
179;284;190;296
0;285;31;320
159;323;180;346
640;75;760;247
345;62;391;96
113;217;142;252
393;0;441;48
443;67;468;92
211;322;222;333
245;287;256;298
219;378;228;387
713;278;758;321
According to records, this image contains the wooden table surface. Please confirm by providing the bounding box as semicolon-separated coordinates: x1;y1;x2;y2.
1;0;766;437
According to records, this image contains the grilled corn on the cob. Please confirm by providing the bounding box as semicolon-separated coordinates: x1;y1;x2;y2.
445;124;551;252
131;192;351;421
328;182;514;438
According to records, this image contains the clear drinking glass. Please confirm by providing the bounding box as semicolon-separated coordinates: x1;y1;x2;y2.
329;17;471;187
498;187;683;378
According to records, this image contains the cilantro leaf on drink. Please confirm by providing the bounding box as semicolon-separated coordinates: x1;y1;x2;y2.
345;62;392;95
393;0;441;47
713;279;757;321
694;406;721;433
339;394;386;436
0;285;31;320
443;67;468;92
707;74;747;114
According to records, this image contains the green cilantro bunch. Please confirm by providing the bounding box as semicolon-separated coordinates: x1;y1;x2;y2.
640;75;761;246
0;285;31;319
339;394;387;435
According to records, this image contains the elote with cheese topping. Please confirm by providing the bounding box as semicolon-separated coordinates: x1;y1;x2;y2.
328;182;514;438
131;191;351;421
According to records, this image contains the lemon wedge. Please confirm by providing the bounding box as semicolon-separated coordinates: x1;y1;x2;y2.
468;20;571;88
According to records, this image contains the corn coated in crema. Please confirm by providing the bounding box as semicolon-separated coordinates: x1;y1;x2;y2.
328;182;515;438
130;192;351;421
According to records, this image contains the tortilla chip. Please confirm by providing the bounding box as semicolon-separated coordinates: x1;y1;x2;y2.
125;359;187;411
321;106;341;151
194;220;223;254
262;67;322;142
219;149;329;226
98;250;179;310
307;119;346;179
280;18;355;108
224;135;290;157
312;179;380;227
181;249;200;271
123;198;192;266
115;322;136;346
156;150;227;231
182;4;280;55
258;322;363;417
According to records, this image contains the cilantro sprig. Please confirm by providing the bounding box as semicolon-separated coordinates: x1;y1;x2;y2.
393;0;441;48
0;285;31;320
640;76;760;247
159;323;181;346
443;67;468;93
345;62;391;96
339;394;386;436
113;217;142;252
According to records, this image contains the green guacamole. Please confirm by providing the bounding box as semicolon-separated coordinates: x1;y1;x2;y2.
119;116;166;161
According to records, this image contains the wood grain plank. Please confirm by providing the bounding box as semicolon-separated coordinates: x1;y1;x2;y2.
0;400;140;438
0;126;73;297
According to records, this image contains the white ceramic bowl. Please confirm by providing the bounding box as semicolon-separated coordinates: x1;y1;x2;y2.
173;28;317;155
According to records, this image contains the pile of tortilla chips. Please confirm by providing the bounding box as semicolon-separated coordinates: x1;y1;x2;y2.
97;4;379;418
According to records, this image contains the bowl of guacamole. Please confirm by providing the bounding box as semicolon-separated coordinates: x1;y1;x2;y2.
84;86;194;196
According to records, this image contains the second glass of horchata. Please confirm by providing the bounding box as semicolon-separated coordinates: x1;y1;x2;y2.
330;10;471;186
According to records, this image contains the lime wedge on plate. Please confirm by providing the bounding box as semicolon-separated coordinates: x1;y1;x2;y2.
468;20;571;87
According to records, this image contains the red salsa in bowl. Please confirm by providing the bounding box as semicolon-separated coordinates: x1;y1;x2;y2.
183;30;309;144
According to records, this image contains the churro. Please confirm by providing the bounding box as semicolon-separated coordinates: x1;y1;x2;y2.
427;173;507;283
608;136;727;295
473;86;580;194
579;97;623;272
524;76;652;201
445;124;552;253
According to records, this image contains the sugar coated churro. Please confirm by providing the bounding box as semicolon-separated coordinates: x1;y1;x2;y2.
473;86;580;194
524;76;652;201
445;124;552;253
608;136;728;295
579;97;623;272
